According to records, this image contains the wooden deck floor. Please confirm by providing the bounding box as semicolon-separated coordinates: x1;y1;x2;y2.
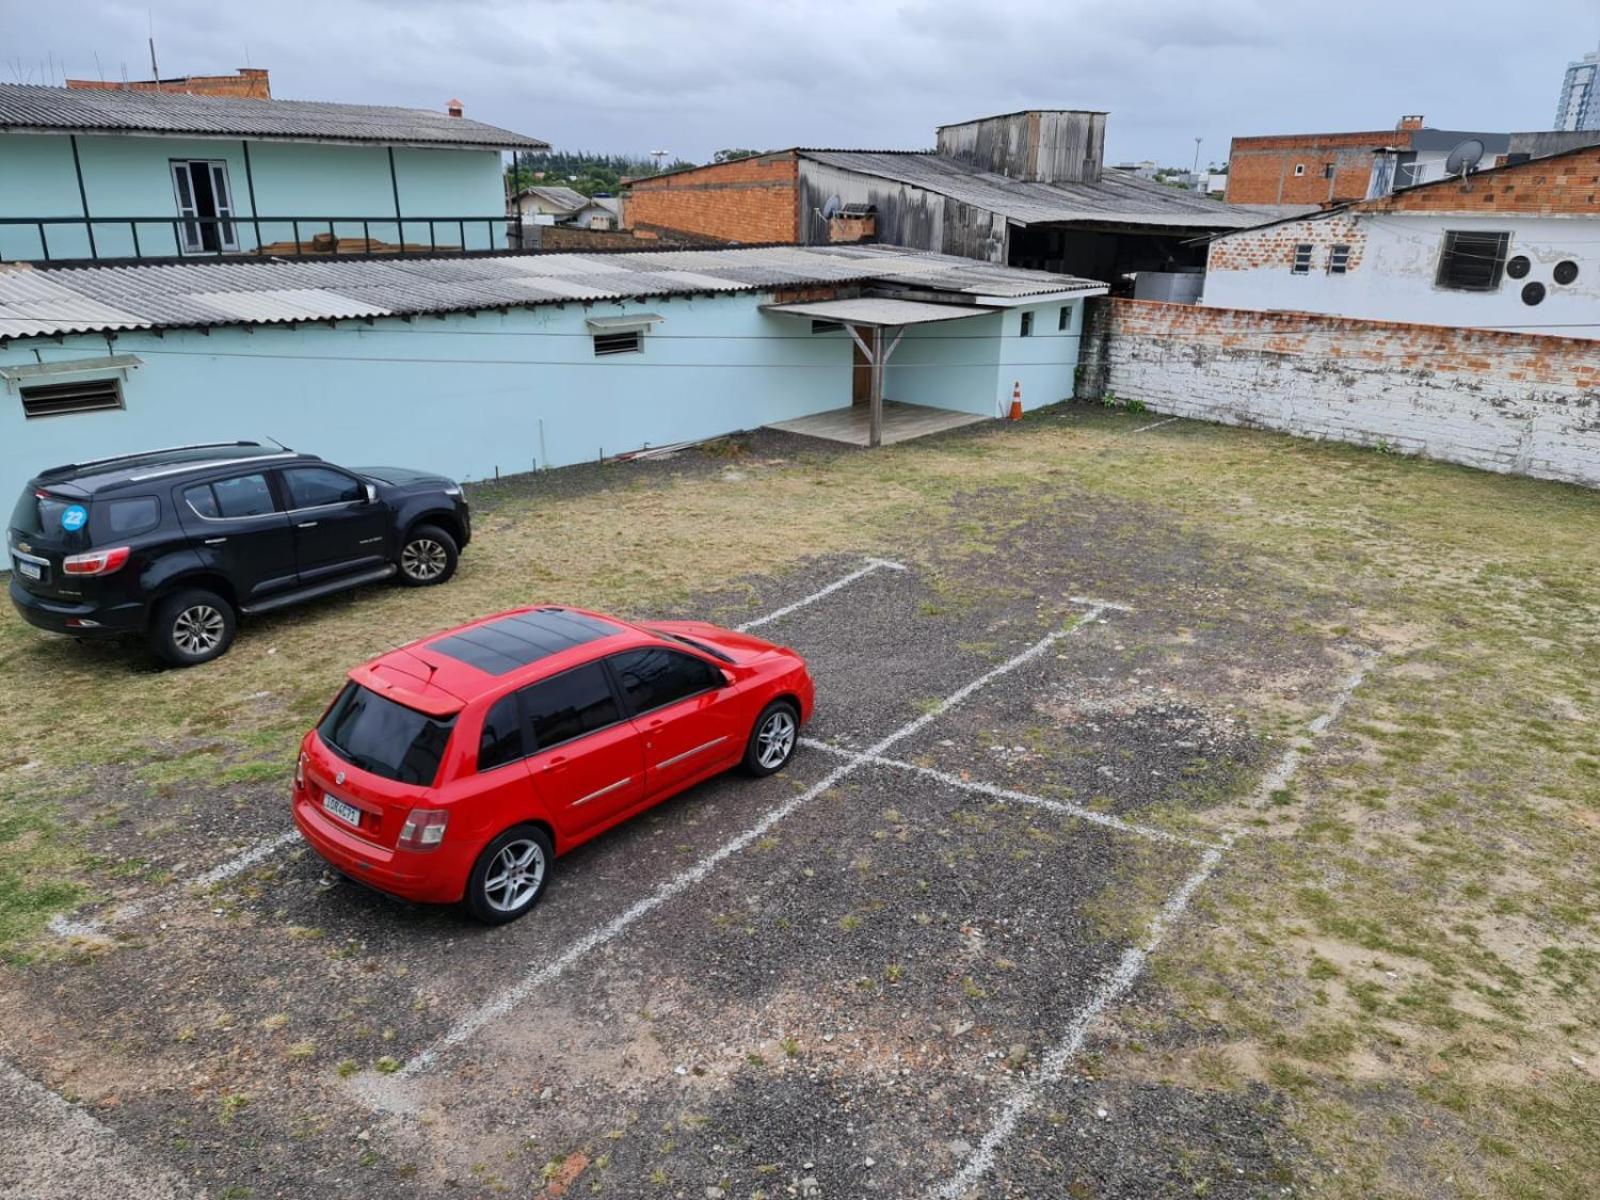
765;401;990;447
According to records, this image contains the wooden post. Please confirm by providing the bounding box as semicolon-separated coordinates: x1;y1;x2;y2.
869;325;884;449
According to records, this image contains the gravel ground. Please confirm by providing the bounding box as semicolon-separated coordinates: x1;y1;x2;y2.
3;430;1350;1199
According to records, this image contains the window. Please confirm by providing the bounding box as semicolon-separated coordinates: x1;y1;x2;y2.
524;662;622;750
197;473;276;519
19;377;123;419
1019;311;1033;337
171;160;238;254
282;466;363;509
593;331;642;356
103;497;160;536
1436;230;1510;291
609;648;721;715
1293;164;1306;177
1058;305;1071;332
811;320;844;334
1291;244;1314;275
1323;164;1335;179
1328;245;1352;275
477;693;526;772
317;684;456;786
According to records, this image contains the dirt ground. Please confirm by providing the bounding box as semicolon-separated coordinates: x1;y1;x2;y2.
2;405;1596;1199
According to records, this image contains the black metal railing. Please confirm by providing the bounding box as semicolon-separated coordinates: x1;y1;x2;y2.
0;215;534;265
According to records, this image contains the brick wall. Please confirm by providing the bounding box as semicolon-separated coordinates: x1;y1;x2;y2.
535;225;714;251
1359;146;1600;215
1079;298;1600;488
1226;131;1405;205
625;153;799;244
66;68;271;99
1208;212;1367;274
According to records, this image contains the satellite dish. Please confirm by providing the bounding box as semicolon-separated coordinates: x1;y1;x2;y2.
1444;139;1485;178
820;195;843;221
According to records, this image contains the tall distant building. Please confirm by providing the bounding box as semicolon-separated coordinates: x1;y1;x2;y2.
1555;46;1600;131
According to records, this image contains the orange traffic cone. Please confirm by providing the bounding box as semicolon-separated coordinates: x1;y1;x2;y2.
1008;381;1023;421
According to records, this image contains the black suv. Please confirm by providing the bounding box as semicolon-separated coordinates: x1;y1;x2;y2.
8;442;471;666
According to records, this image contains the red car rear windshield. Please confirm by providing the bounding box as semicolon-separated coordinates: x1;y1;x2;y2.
317;684;456;786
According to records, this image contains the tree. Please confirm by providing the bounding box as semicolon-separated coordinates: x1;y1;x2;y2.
712;148;764;164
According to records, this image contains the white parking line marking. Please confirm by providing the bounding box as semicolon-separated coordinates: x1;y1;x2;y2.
358;602;1122;1109
49;560;911;940
1067;595;1134;612
48;831;302;937
0;1061;194;1198
928;845;1225;1200
798;738;1215;849
1130;416;1180;435
735;557;907;632
930;646;1378;1197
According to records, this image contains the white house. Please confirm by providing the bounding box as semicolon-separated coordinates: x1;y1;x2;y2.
1202;145;1600;337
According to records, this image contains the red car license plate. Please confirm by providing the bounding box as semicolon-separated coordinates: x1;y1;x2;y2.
323;793;362;827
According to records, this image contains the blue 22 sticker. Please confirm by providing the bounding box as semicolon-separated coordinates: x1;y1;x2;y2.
60;504;88;532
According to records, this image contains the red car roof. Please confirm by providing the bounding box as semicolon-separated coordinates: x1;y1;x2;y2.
353;606;646;712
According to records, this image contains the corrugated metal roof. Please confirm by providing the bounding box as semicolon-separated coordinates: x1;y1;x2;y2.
799;150;1263;230
0;245;1104;340
0;83;546;149
516;185;588;210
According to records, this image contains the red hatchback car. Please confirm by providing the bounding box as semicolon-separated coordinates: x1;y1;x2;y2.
292;605;813;923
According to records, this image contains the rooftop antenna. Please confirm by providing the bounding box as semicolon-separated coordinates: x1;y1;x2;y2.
93;50;105;82
650;149;670;171
148;9;160;81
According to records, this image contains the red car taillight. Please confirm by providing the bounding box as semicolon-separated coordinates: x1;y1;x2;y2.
398;808;448;850
62;546;130;576
294;751;306;791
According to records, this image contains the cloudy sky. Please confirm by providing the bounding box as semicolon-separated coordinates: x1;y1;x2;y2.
6;0;1599;167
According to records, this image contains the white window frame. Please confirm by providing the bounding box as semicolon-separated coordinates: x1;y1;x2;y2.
1293;163;1306;177
170;159;240;255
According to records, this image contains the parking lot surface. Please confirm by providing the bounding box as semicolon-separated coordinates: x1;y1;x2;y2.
2;492;1360;1200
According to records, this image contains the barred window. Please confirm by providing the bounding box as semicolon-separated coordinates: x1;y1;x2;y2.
1436;231;1510;291
1291;244;1314;275
1328;245;1352;275
593;330;642;356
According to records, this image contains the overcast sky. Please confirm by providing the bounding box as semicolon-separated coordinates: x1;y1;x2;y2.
6;0;1600;167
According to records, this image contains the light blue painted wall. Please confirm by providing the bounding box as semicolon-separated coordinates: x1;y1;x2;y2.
0;291;852;505
883;300;1084;416
882;312;1002;416
0;131;507;261
993;300;1084;414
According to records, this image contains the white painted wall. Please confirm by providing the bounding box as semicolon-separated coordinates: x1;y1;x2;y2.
1204;211;1600;337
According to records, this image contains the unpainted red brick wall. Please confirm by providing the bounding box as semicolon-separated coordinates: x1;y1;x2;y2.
1226;130;1409;205
1078;298;1600;487
1358;147;1600;215
625;154;799;244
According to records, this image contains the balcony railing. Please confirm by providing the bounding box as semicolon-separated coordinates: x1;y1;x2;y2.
0;215;534;265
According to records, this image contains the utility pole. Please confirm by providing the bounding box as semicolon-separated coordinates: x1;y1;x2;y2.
1192;137;1203;190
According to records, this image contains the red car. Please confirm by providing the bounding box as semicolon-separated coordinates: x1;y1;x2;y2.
292;605;813;923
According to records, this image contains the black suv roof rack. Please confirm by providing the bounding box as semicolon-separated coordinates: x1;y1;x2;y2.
36;441;275;481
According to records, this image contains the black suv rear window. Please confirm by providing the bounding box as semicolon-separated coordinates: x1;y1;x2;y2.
9;489;90;548
317;684;456;786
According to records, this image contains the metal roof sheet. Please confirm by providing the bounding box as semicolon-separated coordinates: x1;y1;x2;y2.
0;83;546;150
764;298;998;326
798;150;1263;230
0;246;1103;340
516;185;588;210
